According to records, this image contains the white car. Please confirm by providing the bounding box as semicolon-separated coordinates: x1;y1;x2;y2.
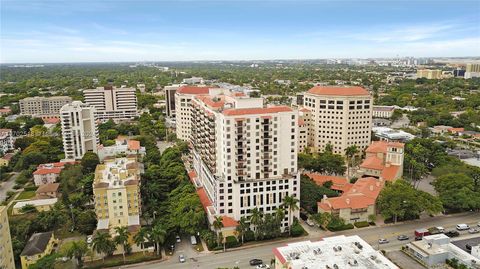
176;235;181;243
86;235;93;244
179;254;186;263
256;264;270;269
378;238;389;244
456;224;470;231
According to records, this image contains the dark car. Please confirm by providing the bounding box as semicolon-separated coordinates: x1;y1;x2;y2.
397;235;409;241
250;259;263;266
415;236;423;241
444;230;460;238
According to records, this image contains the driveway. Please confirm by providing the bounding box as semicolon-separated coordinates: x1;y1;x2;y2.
0;172;18;202
415;174;437;195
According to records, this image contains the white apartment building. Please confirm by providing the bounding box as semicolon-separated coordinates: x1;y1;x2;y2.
19;96;72;117
0;129;14;154
372;105;395;118
83;85;138;122
190;92;300;232
303;86;373;155
175;86;212;140
60;101;99;160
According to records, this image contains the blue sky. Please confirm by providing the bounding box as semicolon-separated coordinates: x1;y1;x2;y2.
1;0;479;63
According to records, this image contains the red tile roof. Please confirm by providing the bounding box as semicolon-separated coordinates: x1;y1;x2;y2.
448;127;464;133
196;187;212;211
359;156;385;170
221;216;238;228
223;106;292;116
365;141;404;154
37;161;76;169
177;86;211;95
128;140;141;150
305;173;352;193
0;108;11;113
299;108;311;113
33;168;62;175
196;95;226;109
380;165;401;181
43;118;60;124
307;86;370;96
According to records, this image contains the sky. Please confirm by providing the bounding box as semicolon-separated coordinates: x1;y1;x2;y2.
1;0;479;63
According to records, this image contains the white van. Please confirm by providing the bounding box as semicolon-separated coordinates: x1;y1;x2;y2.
456;224;470;230
190;235;197;245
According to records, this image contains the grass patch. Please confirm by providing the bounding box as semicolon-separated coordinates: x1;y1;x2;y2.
15;190;36;200
55;225;83;240
193;241;204;252
84;252;161;269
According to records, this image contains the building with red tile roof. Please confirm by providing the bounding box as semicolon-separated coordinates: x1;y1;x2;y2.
318;177;385;224
305;173;352;193
176;86;211;95
96;137;145;161
358;141;404;182
33;161;77;186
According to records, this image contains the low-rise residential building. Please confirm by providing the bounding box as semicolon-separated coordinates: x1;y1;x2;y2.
273;235;398;269
97;137;145;161
317;177;384;224
0;152;15;167
0;206;15;269
13;198;58;215
20;232;57;269
0;107;12;116
0;129;14;154
448;127;464;134
405;234;480;268
19;96;72;117
93;156;142;235
431;125;453;135
372;105;395;118
33;161;76;186
35;183;60;199
358;141;404;182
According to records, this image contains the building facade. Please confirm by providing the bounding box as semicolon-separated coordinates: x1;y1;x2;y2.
175;86;212;141
358;141;404;181
303;86;373;155
83;85;138;121
20;232;57;269
189;91;300;232
164;84;182;118
93;156;142;235
0;206;15;269
465;63;480;79
60;101;99;160
96;137;145;161
417;69;442;79
19;96;72;117
372;105;395;118
0;129;14;154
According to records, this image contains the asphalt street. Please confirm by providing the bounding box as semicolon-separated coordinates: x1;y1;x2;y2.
123;212;480;269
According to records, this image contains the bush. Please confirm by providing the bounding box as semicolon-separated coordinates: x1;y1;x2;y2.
244;230;255;242
291;219;306;237
24;186;38;191
354;221;369;228
225;236;240;248
327;216;354;231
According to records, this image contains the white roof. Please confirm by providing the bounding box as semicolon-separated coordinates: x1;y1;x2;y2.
14;198;57;209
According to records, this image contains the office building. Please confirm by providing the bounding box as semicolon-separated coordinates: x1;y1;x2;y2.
358;141;404;181
273;235;398;269
164;84;182;118
60;101;99;160
0;206;15;269
465;63;480;79
19;96;72;117
189;91;300;235
0;129;14;154
93;156;142;235
83;85;138;121
20;232;57;269
303;86;373;155
417;69;442;79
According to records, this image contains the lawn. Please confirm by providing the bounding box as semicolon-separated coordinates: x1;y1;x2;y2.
15;190;37;200
84;252;161;269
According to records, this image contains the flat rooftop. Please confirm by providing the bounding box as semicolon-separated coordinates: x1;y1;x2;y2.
452;237;480;253
273;235;398;269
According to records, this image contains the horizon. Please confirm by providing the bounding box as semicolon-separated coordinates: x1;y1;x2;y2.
1;0;480;63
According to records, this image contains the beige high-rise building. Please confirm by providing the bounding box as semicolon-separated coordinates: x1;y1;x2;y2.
0;206;15;269
303;86;373;155
93;156;141;234
465;63;480;79
60;101;99;160
19;96;72;117
190;91;300;234
83;85;138;122
416;69;442;79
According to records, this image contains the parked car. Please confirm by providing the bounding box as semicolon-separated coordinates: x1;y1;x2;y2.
179;254;186;263
250;259;263;266
378;238;389;244
256;264;270;269
428;226;445;235
444;230;460;237
86;235;93;244
176;235;181;242
414;228;430;237
397;235;409;241
466;244;472;251
468;228;480;234
456;224;470;230
190;235;197;245
306;219;315;227
415;236;423;241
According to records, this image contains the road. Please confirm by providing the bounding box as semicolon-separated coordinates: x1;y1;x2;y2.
0;172;18;202
128;212;480;269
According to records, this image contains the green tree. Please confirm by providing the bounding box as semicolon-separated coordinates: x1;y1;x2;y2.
114;226;131;264
133;227;149;256
81;152;100;173
213;216;224;244
92;232;115;264
149;224;167;256
345;145;359;178
249;208;263;240
235;216;249;244
433;173;480;211
282;195;300;235
61;240;89;268
75;210;97;235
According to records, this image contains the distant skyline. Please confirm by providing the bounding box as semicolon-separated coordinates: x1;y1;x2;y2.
1;0;479;63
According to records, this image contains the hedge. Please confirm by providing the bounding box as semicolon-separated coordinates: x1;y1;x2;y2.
225;236;240;248
328;223;354;231
354;221;369;228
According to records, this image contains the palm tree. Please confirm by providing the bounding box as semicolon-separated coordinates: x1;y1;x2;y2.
249;208;263;240
63;240;88;267
282;195;300;235
212;216;224;244
114;226;131;264
149;224;167;256
92;232;115;264
345;145;359;178
235;216;249;244
133;227;149;256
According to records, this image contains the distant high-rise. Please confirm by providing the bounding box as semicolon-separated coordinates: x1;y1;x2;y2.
416;69;442;79
83;85;138;122
60;101;99;160
164;84;182;118
465;63;480;79
303;86;373;155
19;96;72;117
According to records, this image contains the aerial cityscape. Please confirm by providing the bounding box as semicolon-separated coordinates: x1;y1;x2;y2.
0;1;479;269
